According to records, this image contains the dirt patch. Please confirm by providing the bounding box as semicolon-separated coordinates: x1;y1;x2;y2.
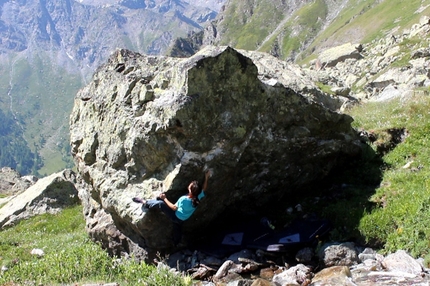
368;128;409;155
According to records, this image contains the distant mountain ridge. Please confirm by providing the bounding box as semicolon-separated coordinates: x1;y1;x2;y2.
0;0;224;176
76;0;226;11
1;0;221;72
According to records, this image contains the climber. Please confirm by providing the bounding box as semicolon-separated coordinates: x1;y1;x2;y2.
133;170;211;245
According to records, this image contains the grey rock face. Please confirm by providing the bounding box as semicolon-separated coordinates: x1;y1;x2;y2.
70;46;362;255
318;242;360;267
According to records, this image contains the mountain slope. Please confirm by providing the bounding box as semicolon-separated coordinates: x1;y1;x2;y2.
210;0;430;62
0;0;223;175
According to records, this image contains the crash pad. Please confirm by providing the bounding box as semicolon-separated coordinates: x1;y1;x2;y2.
195;217;331;257
246;218;331;252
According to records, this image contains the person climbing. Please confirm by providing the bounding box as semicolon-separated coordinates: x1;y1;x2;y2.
132;170;211;245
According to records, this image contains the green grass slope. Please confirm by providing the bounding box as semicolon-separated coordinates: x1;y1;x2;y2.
0;205;192;285
217;0;287;50
348;94;430;260
259;0;329;59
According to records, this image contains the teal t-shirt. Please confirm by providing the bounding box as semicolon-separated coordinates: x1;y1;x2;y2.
175;190;205;221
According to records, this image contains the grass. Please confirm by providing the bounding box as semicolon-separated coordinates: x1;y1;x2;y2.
0;205;192;285
346;93;430;260
315;82;335;95
356;0;430;44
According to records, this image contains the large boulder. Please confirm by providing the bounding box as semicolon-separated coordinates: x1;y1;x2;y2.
317;42;363;68
69;46;363;256
0;169;79;228
0;167;38;196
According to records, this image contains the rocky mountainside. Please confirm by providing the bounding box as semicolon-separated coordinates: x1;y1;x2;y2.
0;0;224;176
179;0;430;63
